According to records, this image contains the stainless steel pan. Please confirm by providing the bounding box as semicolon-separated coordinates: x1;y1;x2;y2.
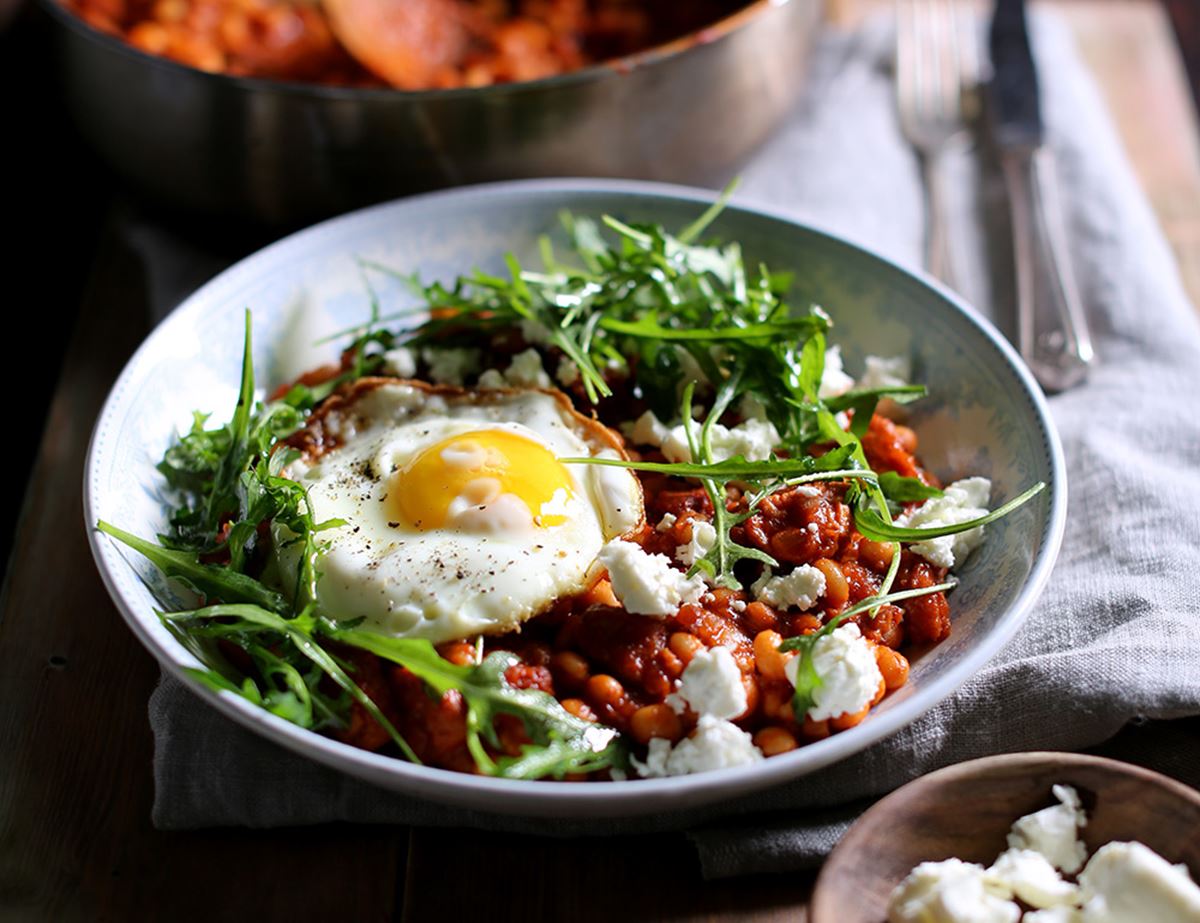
45;0;822;226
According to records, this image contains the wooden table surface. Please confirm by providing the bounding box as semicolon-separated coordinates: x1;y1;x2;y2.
3;2;1199;921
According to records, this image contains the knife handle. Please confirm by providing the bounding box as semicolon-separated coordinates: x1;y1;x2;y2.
1000;145;1095;392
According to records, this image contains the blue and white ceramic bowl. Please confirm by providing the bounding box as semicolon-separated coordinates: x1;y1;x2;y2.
84;180;1066;818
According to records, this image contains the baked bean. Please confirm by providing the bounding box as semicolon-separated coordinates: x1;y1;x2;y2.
585;674;625;708
660;647;684;679
668;632;704;665
438;640;478;666
550;650;590;689
753;726;799;756
753;630;789;681
740;673;760;720
153;0;187;21
791;613;822;635
813;558;849;608
630;704;683;744
894;424;918;453
875;646;910;690
760;684;790;721
801;716;830;740
129;21;170;52
561;698;597;722
830;705;870;731
581;577;619;608
743;601;778;634
858;539;899;574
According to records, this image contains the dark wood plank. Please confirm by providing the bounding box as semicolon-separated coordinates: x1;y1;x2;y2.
0;217;405;922
401;828;813;922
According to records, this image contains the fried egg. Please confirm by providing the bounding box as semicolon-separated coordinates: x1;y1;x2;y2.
273;379;643;643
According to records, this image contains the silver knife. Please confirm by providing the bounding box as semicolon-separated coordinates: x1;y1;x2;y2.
989;0;1094;392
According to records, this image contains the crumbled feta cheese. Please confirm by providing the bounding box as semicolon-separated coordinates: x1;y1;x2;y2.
555;356;580;386
751;564;826;611
1077;841;1200;923
820;346;856;398
656;513;678;532
1007;784;1089;874
504;348;552;388
477;368;506;389
786;623;882;721
661;418;781;464
666;646;746;719
597;539;706;617
894;477;992;570
626;410;672;447
624;411;780;464
675;519;717;568
421;347;480;385
860;354;911;390
631;715;762;778
888;858;1022;923
987;849;1080;909
382;346;417;378
519;318;553;345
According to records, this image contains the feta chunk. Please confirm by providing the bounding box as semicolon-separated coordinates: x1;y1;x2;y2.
860;354;911;390
626;410;672;448
888;858;1021;923
820;346;856;398
631;715;762;778
786;623;882;721
597;539;706;617
1077;841;1200;923
421;347;480;385
987;848;1080;908
1007;784;1089;874
661;418;781;464
656;513;678;532
504;348;552;388
476;368;506;389
555;356;580;386
751;564;826;611
625;410;781;464
381;346;417;378
675;520;717;568
666;646;746;720
519;318;553;345
894;477;992;570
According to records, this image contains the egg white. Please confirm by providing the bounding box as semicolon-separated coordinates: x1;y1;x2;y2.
273;381;643;643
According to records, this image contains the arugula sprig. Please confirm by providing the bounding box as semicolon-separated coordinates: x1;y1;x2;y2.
326;628;627;779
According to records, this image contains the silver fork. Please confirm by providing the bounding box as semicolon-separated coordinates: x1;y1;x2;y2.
895;0;974;290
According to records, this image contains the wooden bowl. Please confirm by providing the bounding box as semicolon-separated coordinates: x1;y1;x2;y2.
811;752;1200;923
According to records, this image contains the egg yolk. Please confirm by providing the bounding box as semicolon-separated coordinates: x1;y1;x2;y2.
393;429;576;531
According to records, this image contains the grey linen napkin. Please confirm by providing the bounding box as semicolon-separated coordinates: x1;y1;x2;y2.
147;12;1200;876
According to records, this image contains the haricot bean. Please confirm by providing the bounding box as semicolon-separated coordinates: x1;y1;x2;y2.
629;704;683;744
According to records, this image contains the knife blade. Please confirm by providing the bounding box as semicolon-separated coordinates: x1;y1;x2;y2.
987;0;1094;392
989;0;1043;149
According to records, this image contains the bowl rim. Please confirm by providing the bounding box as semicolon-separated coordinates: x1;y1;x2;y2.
83;177;1068;815
42;0;793;101
811;750;1200;922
